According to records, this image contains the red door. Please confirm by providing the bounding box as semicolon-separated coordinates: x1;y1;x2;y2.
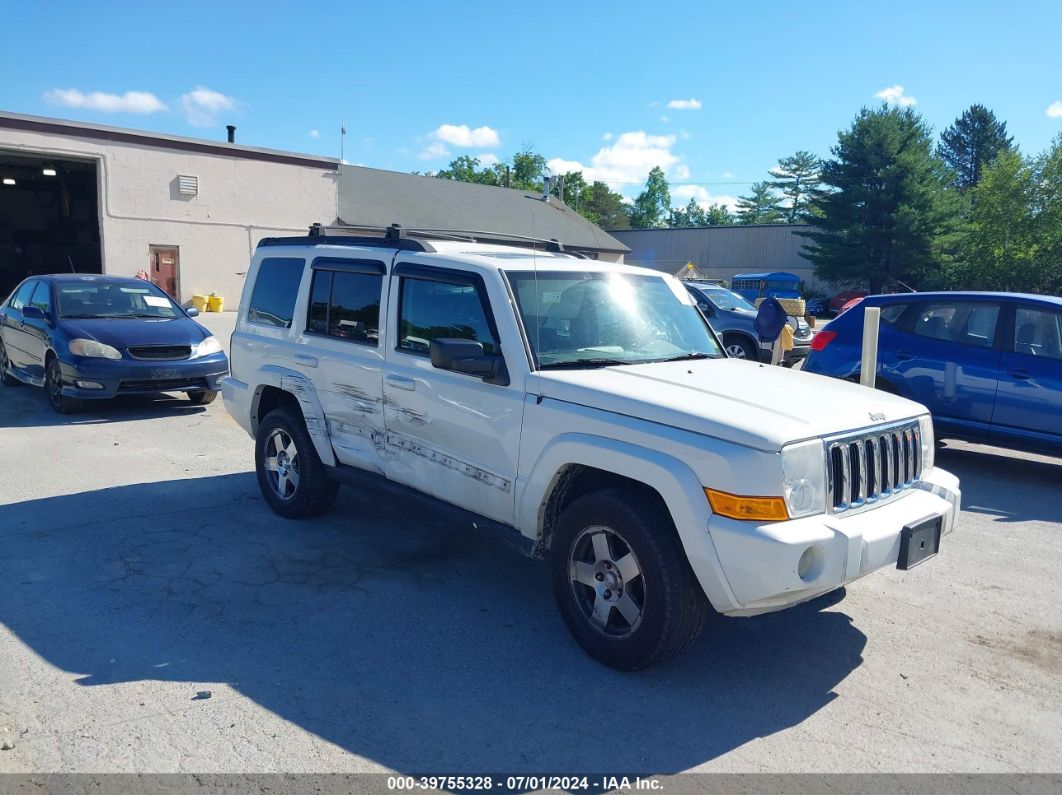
150;246;180;299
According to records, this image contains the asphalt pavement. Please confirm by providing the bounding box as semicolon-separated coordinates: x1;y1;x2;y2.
0;314;1059;773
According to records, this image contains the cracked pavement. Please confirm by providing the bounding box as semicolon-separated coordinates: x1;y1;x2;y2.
1;313;1060;773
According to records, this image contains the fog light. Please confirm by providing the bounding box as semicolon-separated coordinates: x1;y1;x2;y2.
797;545;823;582
75;380;105;390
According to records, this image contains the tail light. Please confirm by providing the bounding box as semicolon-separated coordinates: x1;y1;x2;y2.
810;330;838;351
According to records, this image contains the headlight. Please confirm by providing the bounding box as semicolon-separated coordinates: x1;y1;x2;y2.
192;336;223;358
918;414;935;472
780;439;827;519
69;338;122;360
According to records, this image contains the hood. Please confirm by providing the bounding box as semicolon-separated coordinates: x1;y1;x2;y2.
532;358;927;452
62;316;210;350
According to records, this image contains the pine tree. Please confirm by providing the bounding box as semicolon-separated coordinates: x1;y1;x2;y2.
767;150;821;222
800;106;962;293
735;182;784;224
938;104;1014;190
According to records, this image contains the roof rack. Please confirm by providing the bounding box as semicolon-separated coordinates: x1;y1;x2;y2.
256;223;436;253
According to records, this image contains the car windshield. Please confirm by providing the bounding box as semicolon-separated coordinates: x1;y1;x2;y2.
57;281;181;319
506;270;724;369
698;286;757;312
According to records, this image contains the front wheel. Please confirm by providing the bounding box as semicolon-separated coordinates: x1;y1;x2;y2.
551;489;709;670
724;336;758;361
186;389;218;405
255;407;339;519
46;357;82;414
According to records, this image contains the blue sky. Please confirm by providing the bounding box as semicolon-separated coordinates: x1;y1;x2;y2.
2;0;1061;209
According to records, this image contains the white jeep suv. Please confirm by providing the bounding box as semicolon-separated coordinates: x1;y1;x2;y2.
222;226;961;670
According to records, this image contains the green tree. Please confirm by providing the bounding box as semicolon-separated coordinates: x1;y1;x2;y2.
580;181;631;229
435;155;500;185
768;150;821;222
705;203;735;225
630;166;671;228
669;197;708;227
938;104;1014;190
800;105;962;293
736;182;784;224
560;170;588;206
510;147;547;191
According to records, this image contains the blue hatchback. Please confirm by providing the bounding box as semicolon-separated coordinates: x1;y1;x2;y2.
803;291;1062;456
0;274;229;413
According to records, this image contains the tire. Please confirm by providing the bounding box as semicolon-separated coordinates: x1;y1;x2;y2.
255;407;339;519
45;356;82;414
723;335;758;361
0;340;20;386
187;389;218;405
551;489;710;670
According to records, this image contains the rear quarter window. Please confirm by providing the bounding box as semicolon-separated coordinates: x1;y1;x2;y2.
248;257;304;328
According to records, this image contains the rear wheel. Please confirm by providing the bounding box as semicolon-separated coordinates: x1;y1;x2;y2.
0;340;20;386
186;389;218;405
724;336;758;361
255;407;339;519
551;489;709;670
45;357;82;414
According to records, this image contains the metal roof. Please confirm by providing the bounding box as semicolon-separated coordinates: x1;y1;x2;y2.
337;166;629;255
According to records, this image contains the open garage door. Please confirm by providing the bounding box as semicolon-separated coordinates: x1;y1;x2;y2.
0;151;101;298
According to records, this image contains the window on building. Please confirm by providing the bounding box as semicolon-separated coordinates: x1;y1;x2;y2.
398;276;497;356
305;269;382;345
248;257;304;328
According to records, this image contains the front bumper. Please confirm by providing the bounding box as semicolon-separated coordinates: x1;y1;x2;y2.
705;466;960;616
57;353;229;399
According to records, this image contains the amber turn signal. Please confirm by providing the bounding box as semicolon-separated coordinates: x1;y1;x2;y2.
705;488;789;521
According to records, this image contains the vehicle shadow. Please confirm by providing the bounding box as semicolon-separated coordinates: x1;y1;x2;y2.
0;386;206;428
936;443;1062;525
0;475;865;773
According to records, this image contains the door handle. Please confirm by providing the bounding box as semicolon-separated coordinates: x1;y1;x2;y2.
896;349;916;361
293;353;318;368
386;374;415;391
1009;369;1032;380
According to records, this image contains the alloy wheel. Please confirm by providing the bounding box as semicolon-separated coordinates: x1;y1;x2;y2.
263;428;300;500
725;343;747;358
568;525;645;639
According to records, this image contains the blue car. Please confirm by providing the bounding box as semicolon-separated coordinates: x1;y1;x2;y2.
803;291;1062;456
0;274;228;414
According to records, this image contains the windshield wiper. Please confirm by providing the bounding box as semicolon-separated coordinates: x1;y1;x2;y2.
656;352;715;362
540;358;630;370
61;314;113;319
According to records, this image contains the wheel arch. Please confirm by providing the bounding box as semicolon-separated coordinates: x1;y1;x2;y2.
520;434;739;613
250;366;336;467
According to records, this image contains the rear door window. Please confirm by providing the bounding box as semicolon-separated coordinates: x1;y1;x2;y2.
1013;306;1062;360
248;257;304;328
305;269;383;345
9;281;36;311
913;302;1000;348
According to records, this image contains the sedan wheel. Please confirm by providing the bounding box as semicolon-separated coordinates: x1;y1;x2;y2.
45;358;82;414
568;525;646;639
0;341;20;386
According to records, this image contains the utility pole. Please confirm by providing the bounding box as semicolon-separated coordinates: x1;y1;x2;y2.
337;123;346;222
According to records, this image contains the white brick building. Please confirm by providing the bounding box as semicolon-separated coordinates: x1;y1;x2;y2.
0;112;337;304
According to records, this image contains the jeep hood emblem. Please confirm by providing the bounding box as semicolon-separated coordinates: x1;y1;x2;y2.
869;411;886;422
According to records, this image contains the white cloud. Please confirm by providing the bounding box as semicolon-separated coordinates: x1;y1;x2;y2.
678;129;691;140
672;184;740;212
667;98;702;110
602;132;613;141
648;101;659;108
546;131;680;188
432;123;500;148
309;129;320;138
476;153;500;167
418;141;451;160
180;87;237;127
874;84;917;107
673;164;690;180
659;115;670;123
43;88;166;114
1047;101;1062;118
721;171;735;179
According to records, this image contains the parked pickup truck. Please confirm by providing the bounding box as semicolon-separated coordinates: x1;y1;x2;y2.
222;226;961;670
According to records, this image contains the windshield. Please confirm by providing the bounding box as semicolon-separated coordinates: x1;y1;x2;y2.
697;286;757;312
506;270;724;369
57;281;182;319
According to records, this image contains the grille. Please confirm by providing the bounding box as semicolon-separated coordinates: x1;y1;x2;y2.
119;378;207;392
127;345;192;360
827;421;922;512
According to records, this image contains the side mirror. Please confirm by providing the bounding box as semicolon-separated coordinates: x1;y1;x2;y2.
186;306;200;317
698;302;714;316
21;306;45;321
430;338;509;386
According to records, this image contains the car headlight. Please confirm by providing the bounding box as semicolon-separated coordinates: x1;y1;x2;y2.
780;438;827;518
192;336;223;358
68;338;122;360
918;414;935;472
